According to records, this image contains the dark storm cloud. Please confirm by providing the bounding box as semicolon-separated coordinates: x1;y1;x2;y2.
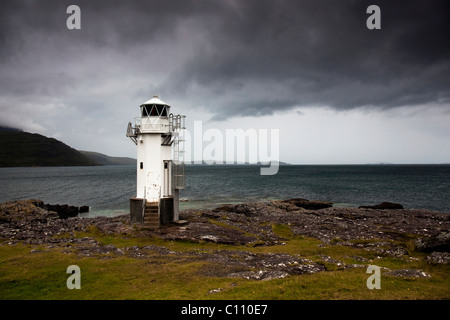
1;0;449;125
164;0;450;119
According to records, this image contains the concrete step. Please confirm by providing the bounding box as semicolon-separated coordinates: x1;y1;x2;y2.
144;223;159;229
145;202;158;207
144;215;159;225
144;213;158;218
144;211;159;226
144;223;159;227
144;219;159;223
143;202;159;228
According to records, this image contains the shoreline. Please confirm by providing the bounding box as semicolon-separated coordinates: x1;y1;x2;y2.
182;198;450;214
2;164;450;213
1;198;448;250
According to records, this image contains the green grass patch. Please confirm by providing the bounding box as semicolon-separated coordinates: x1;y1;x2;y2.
1;227;449;300
272;224;294;239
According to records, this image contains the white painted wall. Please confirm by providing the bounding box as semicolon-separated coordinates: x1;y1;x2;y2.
137;134;163;202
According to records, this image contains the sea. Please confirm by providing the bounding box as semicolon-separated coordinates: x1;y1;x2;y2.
0;164;449;217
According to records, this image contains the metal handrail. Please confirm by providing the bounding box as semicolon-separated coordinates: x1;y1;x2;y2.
142;186;146;221
135;117;170;132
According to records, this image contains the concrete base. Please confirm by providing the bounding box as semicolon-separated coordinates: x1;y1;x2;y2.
159;197;174;225
130;197;145;224
130;197;180;227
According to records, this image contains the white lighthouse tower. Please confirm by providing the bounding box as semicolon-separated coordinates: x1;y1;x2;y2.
126;96;185;227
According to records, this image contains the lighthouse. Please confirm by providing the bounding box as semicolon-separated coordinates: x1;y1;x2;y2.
126;96;185;228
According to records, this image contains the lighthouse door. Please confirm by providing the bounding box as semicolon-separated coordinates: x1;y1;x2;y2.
146;172;160;203
163;160;172;197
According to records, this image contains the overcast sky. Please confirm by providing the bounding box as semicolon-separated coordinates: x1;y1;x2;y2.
1;0;449;164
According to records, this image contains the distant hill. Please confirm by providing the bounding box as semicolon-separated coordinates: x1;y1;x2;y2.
0;126;22;133
79;150;135;165
0;130;99;167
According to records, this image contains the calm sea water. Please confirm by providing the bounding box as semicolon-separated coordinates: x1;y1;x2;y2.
0;164;449;216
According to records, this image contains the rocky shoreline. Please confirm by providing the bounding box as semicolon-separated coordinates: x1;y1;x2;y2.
1;199;449;280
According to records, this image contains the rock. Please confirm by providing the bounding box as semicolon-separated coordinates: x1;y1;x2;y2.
228;270;289;281
369;246;409;258
213;205;234;212
180;201;449;248
287;263;326;274
359;202;404;210
40;203;90;218
344;264;367;269
319;254;344;267
208;288;223;294
1;198;449;278
200;235;220;243
414;232;450;252
201;211;222;219
385;269;431;278
0;199;130;248
282;198;333;210
346;255;371;262
425;252;450;264
43;203;79;219
230;203;260;216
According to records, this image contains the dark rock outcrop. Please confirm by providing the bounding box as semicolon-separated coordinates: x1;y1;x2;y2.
43;204;79;219
282;198;333;210
359;202;404;210
3;198;448;252
217;198;333;214
0;199;128;246
37;202;89;218
414;232;450;252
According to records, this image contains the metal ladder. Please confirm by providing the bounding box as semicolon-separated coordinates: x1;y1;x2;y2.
169;114;186;189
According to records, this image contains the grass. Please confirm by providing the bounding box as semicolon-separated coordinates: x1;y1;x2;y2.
0;223;449;300
272;223;294;239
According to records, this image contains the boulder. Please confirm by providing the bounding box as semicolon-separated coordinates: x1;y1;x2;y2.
282;198;333;210
414;232;450;252
385;269;431;278
43;203;79;219
228;270;289;281
359;202;404;210
216;203;266;216
426;252;450;264
0;199;58;223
